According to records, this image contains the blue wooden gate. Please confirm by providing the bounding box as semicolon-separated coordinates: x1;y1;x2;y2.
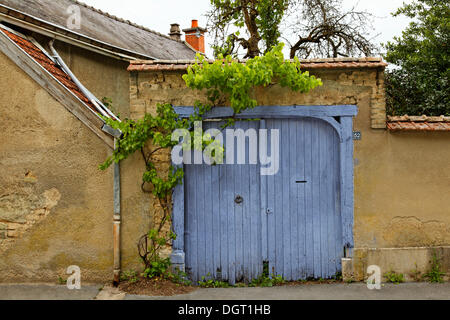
264;119;342;281
171;106;357;284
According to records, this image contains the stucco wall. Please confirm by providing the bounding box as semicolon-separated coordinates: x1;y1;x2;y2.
0;51;148;283
32;33;131;119
129;67;450;251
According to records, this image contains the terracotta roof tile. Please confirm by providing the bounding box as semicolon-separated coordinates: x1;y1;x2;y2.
127;57;387;72
0;27;96;112
387;115;450;131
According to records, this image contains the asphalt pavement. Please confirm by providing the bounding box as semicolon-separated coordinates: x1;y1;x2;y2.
1;282;449;300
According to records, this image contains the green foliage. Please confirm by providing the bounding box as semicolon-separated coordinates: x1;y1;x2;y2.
57;276;67;285
101;97;113;109
197;273;285;288
143;257;172;279
120;270;139;284
424;250;446;283
333;272;343;281
129;260;191;286
410;263;422;282
198;274;232;288
345;278;355;284
248;262;285;287
168;270;193;286
102;97;120;118
184;43;322;115
256;0;289;54
100;103;186;200
209;0;375;59
139;229;178;269
384;0;450;116
209;0;289;57
384;271;405;284
249;273;285;287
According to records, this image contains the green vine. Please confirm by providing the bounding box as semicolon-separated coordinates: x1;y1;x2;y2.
100;43;322;272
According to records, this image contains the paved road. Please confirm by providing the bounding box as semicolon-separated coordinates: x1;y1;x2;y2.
125;283;450;300
1;283;449;300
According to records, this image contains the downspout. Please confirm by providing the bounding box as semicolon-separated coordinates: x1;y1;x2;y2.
48;40;120;121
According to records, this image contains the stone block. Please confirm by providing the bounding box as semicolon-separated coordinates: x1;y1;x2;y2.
7;222;23;230
342;258;354;282
7;229;19;238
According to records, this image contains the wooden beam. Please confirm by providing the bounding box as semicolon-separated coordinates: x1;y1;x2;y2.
174;105;358;119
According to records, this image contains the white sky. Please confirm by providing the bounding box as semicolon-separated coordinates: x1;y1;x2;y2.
79;0;413;58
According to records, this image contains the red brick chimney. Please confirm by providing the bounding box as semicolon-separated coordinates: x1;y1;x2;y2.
183;20;207;54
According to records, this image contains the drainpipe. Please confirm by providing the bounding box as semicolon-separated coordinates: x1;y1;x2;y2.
113;138;121;286
48;40;120;121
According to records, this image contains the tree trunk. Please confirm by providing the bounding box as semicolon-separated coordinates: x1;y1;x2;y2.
242;3;261;58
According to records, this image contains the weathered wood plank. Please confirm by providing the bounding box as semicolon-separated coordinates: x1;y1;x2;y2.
340;116;355;253
319;121;328;278
174;105;358;119
267;120;276;278
211;156;221;279
260;120;268;265
304;119;314;278
297;119;306;280
219;164;229;281
281;119;291;279
289;119;299;281
204;158;213;279
250;138;261;280
171;162;185;268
